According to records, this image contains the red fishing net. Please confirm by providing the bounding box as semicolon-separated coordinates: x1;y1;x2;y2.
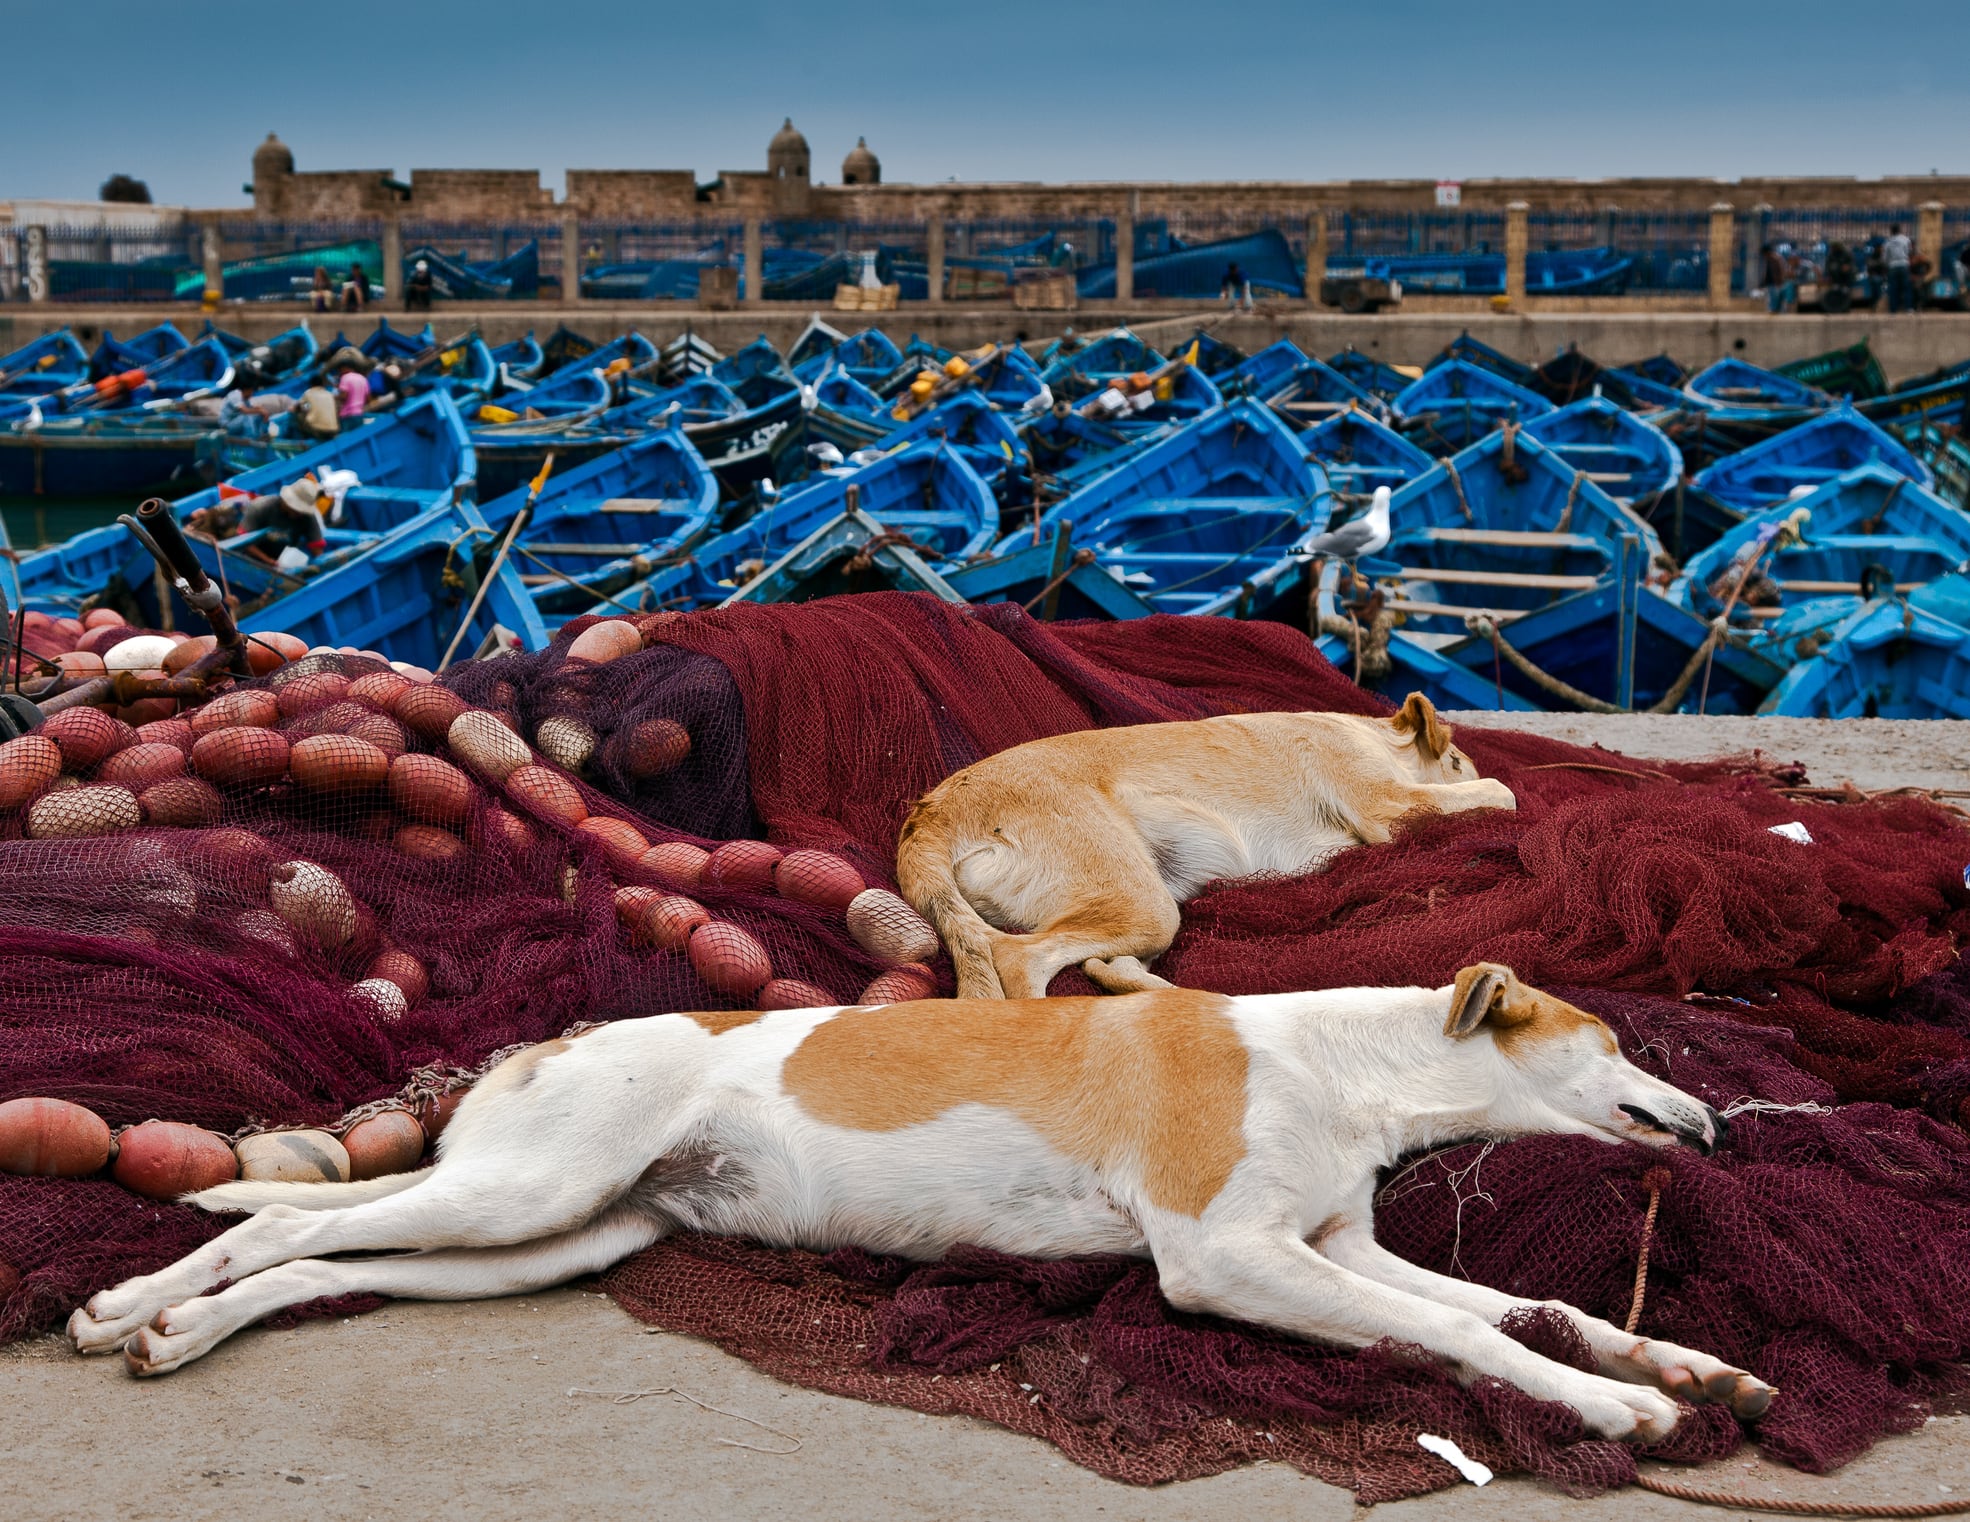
3;593;1969;1503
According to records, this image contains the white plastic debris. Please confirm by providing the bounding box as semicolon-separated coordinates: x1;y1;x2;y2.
1768;821;1814;845
1417;1433;1493;1485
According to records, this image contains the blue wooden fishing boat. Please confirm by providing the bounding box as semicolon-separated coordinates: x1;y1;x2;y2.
1323;247;1631;298
0;412;222;498
1184;332;1248;378
474;428;718;626
808;367;886;417
398;336;497;408
0;336;242;496
89;324;189;378
1261;357;1388;430
1630;479;1744;564
1858;361;1970;436
1076;229;1303;300
247;493;548;664
361;321;435;364
199;323;320;387
1684;358;1831;413
404;241;540;301
950;343;1046;411
1431;333;1544;392
472;372;743;502
1326;349;1416;401
1674;463;1970;655
13;392;475;628
491;332;545;386
1315;426;1779;713
786;317;849;371
479;364;613;423
791;328;903;387
993;401;1326;617
1689;403;1932;515
1522;395;1683;504
1394;360;1554;451
545;331;658;383
1630;354;1689;387
1760;598;1970;718
1601;366;1691;412
1217;340;1309;402
1039;329;1164;396
753;438;999;569
1301;407;1435;495
673;338;803;491
0;330;91;398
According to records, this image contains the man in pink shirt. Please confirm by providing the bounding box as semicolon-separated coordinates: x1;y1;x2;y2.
333;361;369;420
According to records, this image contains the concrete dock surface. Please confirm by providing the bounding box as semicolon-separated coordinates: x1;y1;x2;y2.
5;713;1969;1522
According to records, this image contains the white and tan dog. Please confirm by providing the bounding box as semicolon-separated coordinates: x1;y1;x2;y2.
898;692;1515;999
70;964;1769;1441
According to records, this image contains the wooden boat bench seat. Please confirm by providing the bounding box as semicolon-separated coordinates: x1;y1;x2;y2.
1413;527;1605;552
1387;566;1602;591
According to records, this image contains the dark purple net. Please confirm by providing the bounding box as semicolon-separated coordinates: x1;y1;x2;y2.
3;594;1969;1502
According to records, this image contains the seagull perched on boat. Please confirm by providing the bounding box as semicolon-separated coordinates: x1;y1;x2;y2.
1018;383;1054;418
1294;485;1391;562
806;440;845;469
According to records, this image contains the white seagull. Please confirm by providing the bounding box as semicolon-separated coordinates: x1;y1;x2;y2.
1295;485;1391;561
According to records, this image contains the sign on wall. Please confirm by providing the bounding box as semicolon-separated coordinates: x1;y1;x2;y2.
1435;181;1462;208
23;225;48;303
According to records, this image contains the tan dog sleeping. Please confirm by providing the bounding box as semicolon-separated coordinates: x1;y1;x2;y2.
897;692;1515;998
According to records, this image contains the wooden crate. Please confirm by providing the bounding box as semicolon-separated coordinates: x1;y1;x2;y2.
1012;270;1077;311
833;282;901;312
698;266;738;309
948;266;1011;301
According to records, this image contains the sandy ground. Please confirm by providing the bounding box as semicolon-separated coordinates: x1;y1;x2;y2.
6;714;1970;1522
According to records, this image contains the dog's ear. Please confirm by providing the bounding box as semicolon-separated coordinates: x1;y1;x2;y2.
1445;962;1522;1038
1391;691;1453;762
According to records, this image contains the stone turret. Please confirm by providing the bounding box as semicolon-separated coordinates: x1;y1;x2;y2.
252;132;294;213
842;137;880;187
768;118;811;216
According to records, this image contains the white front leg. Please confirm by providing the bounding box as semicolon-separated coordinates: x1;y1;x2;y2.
1152;1226;1681;1442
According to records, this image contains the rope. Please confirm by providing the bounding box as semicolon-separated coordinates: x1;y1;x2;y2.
1623;1167;1669;1333
1633;1474;1970;1517
1857;475;1905;535
1554;471;1584;533
1468;614;1726;716
1019;547;1097;614
1440;457;1476;523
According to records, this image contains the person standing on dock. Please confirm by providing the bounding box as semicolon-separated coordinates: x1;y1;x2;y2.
1760;243;1796;313
1221;261;1252;312
1883;223;1913;312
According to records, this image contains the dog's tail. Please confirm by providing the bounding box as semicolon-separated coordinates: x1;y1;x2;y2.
187;1167;432;1215
896;793;1007;999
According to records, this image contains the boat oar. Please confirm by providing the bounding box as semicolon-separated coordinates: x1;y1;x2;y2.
437;453;554;672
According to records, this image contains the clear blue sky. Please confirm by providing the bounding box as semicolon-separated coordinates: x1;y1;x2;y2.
12;1;1967;205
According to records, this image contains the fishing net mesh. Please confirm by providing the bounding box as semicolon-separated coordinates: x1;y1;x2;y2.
4;593;1970;1502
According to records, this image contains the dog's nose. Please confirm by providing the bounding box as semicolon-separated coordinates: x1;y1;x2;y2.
1706;1105;1729;1148
1620;1102;1721;1156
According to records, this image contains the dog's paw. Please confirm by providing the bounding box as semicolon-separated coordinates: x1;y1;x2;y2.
67;1302;148;1356
1473;779;1517;811
1566;1375;1681;1443
1629;1339;1773;1419
121;1304;223;1377
68;1280;171;1354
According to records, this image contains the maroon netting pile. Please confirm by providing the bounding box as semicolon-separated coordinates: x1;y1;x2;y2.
4;593;1969;1502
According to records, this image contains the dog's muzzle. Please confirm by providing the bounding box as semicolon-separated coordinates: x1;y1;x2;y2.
1620;1102;1727;1156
